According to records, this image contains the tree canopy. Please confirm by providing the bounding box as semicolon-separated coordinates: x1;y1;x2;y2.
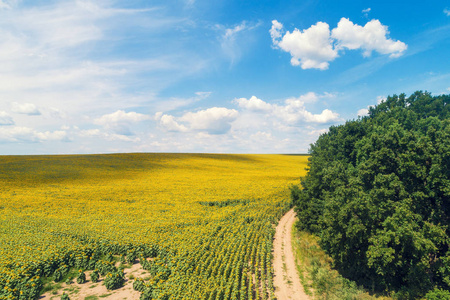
293;91;450;298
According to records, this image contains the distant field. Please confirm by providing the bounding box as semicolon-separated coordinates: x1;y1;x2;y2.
0;153;308;299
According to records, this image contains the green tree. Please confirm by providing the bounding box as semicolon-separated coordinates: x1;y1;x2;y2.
293;92;450;297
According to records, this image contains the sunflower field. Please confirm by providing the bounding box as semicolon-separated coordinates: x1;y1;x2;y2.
0;153;308;299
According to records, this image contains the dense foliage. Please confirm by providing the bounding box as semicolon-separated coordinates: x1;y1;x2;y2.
293;92;450;298
0;153;308;299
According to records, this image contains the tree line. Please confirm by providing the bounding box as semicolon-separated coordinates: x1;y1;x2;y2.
293;91;450;298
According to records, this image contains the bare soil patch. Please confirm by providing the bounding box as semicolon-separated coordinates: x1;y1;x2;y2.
40;261;147;300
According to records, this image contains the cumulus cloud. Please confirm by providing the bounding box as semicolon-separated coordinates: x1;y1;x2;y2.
0;111;14;125
236;93;340;124
181;107;239;134
235;96;272;111
156;107;239;134
0;126;67;142
332;18;407;58
155;112;188;132
10;102;41;115
444;8;450;16
357;108;369;117
94;110;150;135
270;20;283;44
275;103;339;124
271;20;338;70
145;92;341;154
271;18;407;69
95;110;149;124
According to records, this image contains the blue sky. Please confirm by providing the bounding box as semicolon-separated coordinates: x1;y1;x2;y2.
0;0;449;154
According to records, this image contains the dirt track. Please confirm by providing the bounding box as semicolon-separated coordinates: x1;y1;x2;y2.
273;208;309;300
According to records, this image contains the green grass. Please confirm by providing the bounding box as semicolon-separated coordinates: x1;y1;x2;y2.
84;296;99;300
63;285;81;295
99;293;112;298
41;281;64;295
40;267;80;296
291;220;392;300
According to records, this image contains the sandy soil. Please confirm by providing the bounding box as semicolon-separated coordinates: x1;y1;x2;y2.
40;261;147;300
273;209;309;300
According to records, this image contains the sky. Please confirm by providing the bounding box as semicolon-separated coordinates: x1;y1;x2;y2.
0;0;449;155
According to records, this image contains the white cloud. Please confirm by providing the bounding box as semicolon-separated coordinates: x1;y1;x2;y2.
155;112;188;132
270;20;283;44
78;128;140;142
271;18;407;69
332;18;407;58
444;8;450;16
357;95;385;117
138;92;341;154
79;128;102;137
156;107;239;134
288;91;324;103
224;22;248;40
307;127;328;136
376;96;386;104
195;91;212;99
95;110;149;125
236;93;340;124
35;130;68;141
275;104;339;124
362;8;371;18
235;96;273;111
271;20;338;70
0;126;67;142
250;131;273;141
0;0;17;10
357;108;369;117
0;1;209;145
0;111;14;125
154;91;212;112
181;107;239;134
94;110;150;135
10;102;41;115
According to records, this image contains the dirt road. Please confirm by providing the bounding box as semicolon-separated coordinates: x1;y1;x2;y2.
273;208;309;300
